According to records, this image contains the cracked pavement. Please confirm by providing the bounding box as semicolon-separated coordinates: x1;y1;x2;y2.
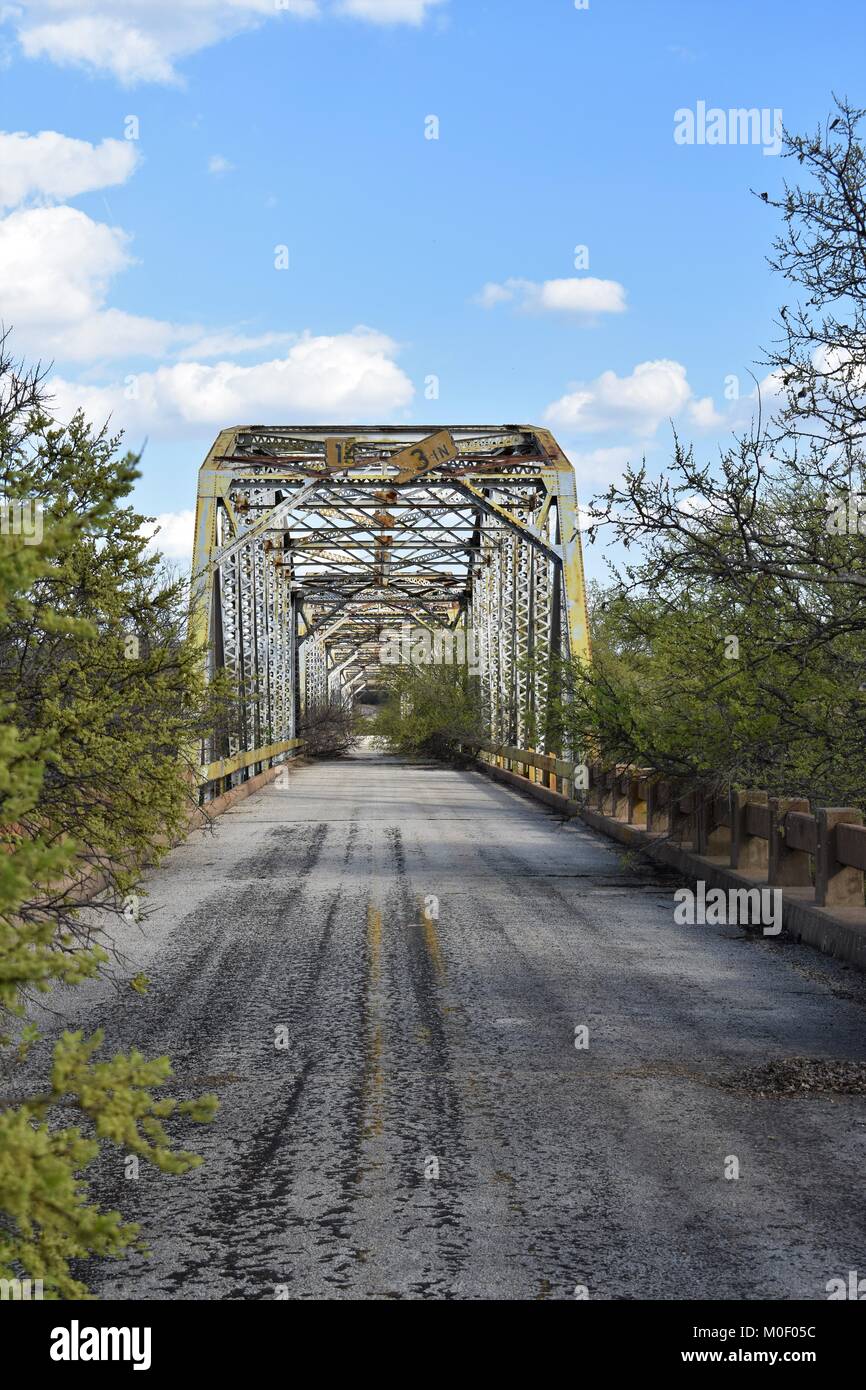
43;745;866;1300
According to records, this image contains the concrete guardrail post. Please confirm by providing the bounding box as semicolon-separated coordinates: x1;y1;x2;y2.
646;779;667;833
693;788;711;854
667;788;692;844
816;808;865;907
768;797;812;887
627;774;648;826
614;771;630;820
731;789;769;872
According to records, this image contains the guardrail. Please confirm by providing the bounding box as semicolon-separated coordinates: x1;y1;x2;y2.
587;767;865;909
464;738;578;792
199;738;305;800
461;742;866;910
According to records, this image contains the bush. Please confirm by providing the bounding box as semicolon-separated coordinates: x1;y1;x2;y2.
298;700;358;757
0;339;218;1298
369;664;484;760
566;100;866;807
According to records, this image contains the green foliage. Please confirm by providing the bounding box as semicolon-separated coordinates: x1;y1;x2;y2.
555;562;866;802
0;1031;217;1300
2;406;220;919
560;100;866;808
370;662;485;760
0;339;218;1297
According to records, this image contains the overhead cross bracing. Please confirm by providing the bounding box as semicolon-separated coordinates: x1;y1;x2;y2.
191;424;591;792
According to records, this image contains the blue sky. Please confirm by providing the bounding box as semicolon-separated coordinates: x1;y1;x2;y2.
0;0;863;573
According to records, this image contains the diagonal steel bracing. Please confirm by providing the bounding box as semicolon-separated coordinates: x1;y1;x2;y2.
191;425;590;786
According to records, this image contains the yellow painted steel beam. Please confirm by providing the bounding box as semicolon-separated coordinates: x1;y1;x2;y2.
190;427;238;650
201;738;304;786
532;427;591;664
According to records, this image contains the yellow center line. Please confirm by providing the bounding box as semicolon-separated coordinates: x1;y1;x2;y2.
367;903;382;986
419;898;444;978
363;904;385;1138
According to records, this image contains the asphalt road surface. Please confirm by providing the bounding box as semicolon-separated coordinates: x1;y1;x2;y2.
56;745;866;1300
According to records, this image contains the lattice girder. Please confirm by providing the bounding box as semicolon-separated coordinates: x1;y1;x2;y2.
191;426;590;774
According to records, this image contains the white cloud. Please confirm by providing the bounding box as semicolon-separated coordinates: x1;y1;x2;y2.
677;494;715;518
8;0;446;84
688;395;724;430
0;204;186;360
0;129;138;210
177;330;295;360
531;279;626;315
49;307;189;361
474;281;514;310
143;508;195;562
0;134;410;392
0;194;311;365
475;276;627;317
12;1;318;85
0;123;414;431
20;15;179;85
336;0;446;22
544;360;693;436
207;154;234;176
48;329;415;436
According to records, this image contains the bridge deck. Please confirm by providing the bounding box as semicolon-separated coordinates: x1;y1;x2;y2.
65;746;866;1299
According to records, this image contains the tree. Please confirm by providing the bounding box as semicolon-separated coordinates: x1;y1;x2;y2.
370;663;484;761
0;337;218;1298
762;95;866;474
571;98;866;807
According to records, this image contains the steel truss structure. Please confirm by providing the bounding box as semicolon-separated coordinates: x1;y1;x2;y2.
191;425;590;786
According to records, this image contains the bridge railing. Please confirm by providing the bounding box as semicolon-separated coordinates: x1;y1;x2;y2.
199;738;305;801
464;738;577;791
461;742;866;910
588;767;866;908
